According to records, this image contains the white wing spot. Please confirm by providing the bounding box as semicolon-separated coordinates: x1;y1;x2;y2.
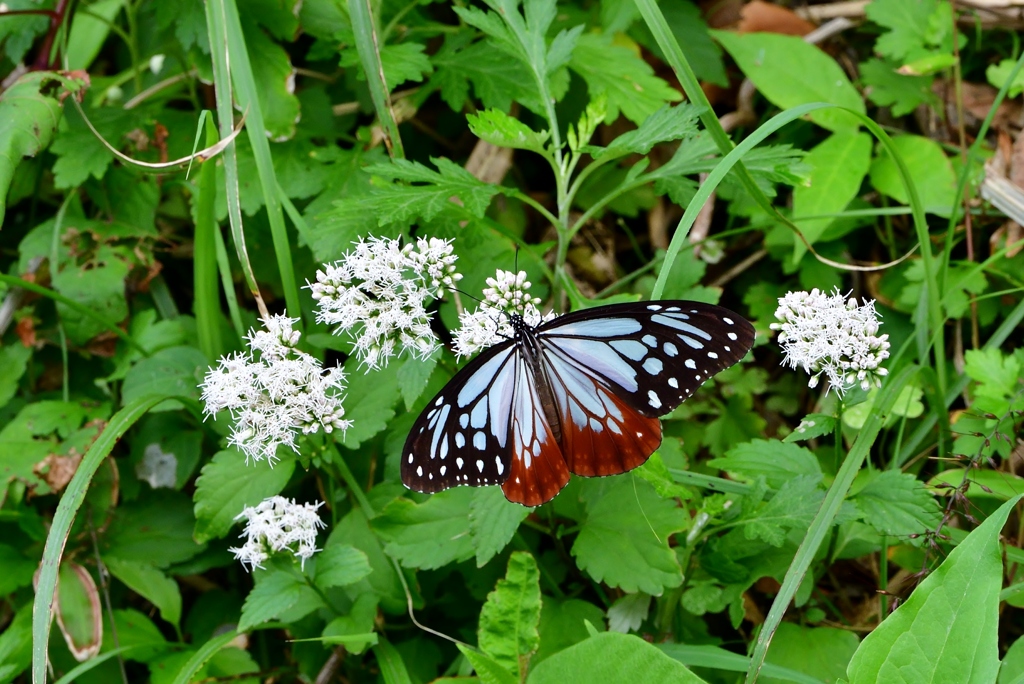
667;306;680;312
496;457;504;476
727;332;738;341
708;352;719;360
429;473;433;480
648;390;662;409
408;454;414;464
664;342;678;357
647;304;662;311
435;396;444;406
724;345;732;352
723;317;734;325
440;465;446;476
474;432;487;450
416;466;423;477
695;374;702;380
476;459;484;472
668;377;678;388
457;457;464;470
515;477;520;483
684;359;696;370
636;431;643;438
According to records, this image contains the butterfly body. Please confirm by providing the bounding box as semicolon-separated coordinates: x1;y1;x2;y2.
402;301;755;506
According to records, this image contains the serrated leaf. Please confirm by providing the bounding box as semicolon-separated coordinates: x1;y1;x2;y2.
572;476;687;595
569;34;681;125
479;551;541;680
469;487;531;567
341;355;403;449
103;490;206;568
467;109;550;154
363;157;502;225
432;33;539;113
238;568;323;631
861;58;937;116
193;450;295;543
592;104;700;160
709;438;821;492
0;344;31;410
52;250;130;345
846;495;1020;683
852;469;941;539
372;488;475;569
741;475;824;547
713;31;864;132
783;413;837;443
607;592;651;634
535;597;606;666
380;42;434;90
965;348;1021;399
987;58;1024;98
397;352;440;411
865;0;959;63
458;644;519;684
792;131;872;262
314;544;372;590
120;345;208;412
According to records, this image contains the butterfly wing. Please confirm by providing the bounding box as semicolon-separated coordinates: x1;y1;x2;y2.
402;341;519;493
537;301;754;476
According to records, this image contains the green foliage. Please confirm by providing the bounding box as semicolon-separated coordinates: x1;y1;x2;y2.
4;0;1024;681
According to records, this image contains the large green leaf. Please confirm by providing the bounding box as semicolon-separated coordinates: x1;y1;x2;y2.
869;134;955;217
763;623;859;684
104;558;182;629
851;469;941;539
713;31;864;132
372;488;476;570
102;490;206;568
479;551;542;681
469;487;531;567
528;632;706;684
572;476;688;595
237;567;323;631
791;131;872;262
846;495;1022;682
709;439;821;490
192;450;296;543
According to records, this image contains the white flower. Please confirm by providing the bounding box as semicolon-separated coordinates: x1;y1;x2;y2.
200;315;350;464
309;237;462;369
453;269;553;356
229;496;325;570
770;288;890;395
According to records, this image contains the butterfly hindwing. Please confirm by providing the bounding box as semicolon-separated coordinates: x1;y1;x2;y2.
537;301;755;418
401;342;517;493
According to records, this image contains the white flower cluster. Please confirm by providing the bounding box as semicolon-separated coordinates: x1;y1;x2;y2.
454;270;552;356
771;288;890;395
309;237;462;369
200;315;350;464
229;496;325;570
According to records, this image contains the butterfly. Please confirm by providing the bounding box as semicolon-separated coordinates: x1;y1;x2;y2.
401;301;755;506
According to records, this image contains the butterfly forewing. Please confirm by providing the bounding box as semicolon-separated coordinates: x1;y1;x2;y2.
537;301;755;418
401;342;517;493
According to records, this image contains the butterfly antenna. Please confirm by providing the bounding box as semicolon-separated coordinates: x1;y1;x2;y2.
391;556;469;648
632;474;662;545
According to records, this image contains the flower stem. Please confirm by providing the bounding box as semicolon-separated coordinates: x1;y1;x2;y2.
326;441;376;517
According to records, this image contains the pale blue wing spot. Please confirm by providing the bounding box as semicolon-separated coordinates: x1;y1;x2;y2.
610;339;647;361
651;314;712;340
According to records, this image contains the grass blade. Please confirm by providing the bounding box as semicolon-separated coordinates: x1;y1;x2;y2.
347;0;404;158
194;115;225;360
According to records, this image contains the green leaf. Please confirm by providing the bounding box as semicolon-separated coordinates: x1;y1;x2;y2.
467;109;550;155
845;495;1022;683
0;0;50;63
703;395;767;457
380;43;434;90
479;551;541;681
528;632;706;683
713;31;864;132
928;468;1024;502
193;450;295;543
104;558;182;628
431;33;539;114
51;250;130;345
632;0;727;87
469;487;531;567
593;105;701;160
764;623;860;684
0;344;31;410
999;635;1024;684
397;352;440;411
238;567;323;631
865;0;959;63
851;469;941;539
314;544;372;589
869;134;956;217
709;439;822;490
323;593;379;654
0;72;78;225
965;348;1021;399
241;16;300;140
742;475;824;547
459;644;519;684
328;507;405;612
341;355;404;449
569;34;681;125
572;476;687;595
861;58;937;116
103;490;206;568
791;132;872;262
372;488;475;569
50;105;134;189
607;592;650;633
366;157;502;223
0;545;36;596
373;637;414;684
534;598;606;666
121;346;208;412
783;413;837;443
987;58;1024;98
